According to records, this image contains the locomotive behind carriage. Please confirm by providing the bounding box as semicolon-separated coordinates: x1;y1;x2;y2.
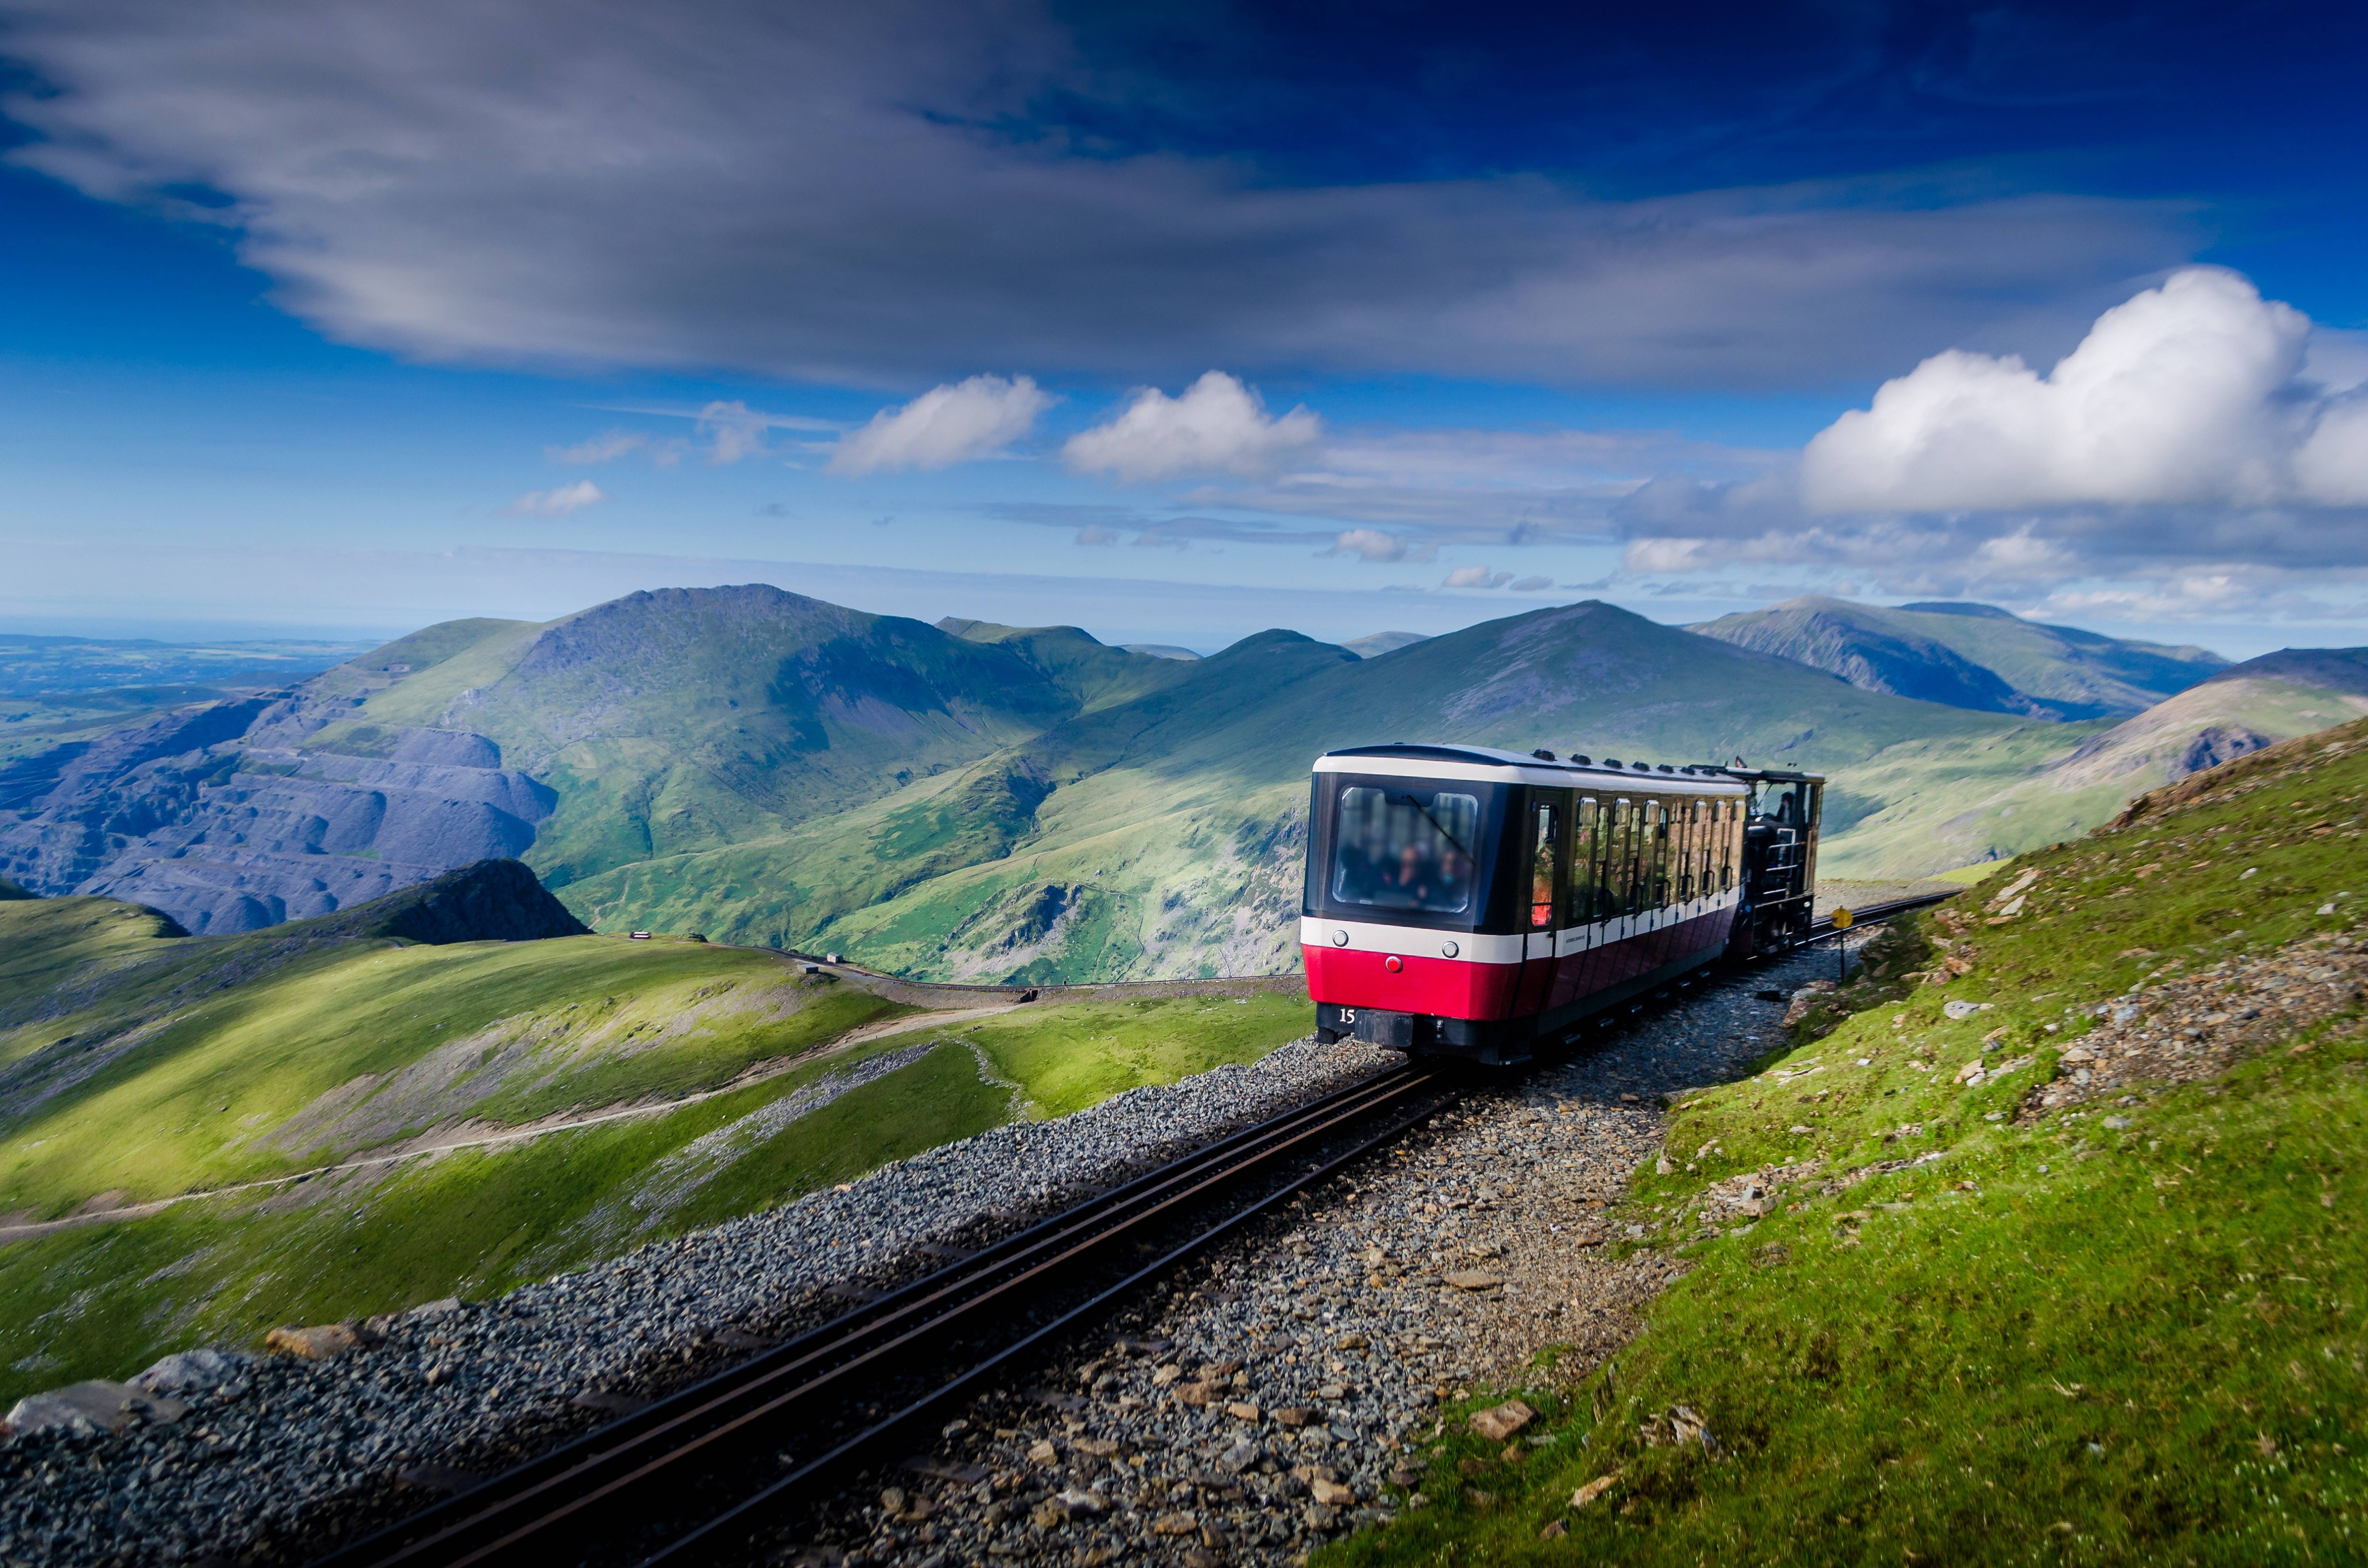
1302;744;1823;1064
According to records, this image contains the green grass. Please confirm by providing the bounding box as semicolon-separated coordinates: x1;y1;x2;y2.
0;1030;999;1406
1333;719;2368;1567
913;991;1313;1119
0;902;919;1217
0;895;1317;1406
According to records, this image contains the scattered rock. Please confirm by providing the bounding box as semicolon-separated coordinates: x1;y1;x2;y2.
1443;1271;1504;1292
264;1324;361;1360
3;1382;186;1438
1571;1473;1620;1508
132;1348;245;1395
1468;1400;1537;1443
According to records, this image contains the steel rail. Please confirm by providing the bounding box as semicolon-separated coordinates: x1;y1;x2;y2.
315;1063;1457;1568
643;1075;1461;1566
317;885;1961;1568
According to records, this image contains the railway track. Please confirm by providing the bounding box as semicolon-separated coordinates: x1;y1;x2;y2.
313;891;1952;1568
314;1064;1470;1568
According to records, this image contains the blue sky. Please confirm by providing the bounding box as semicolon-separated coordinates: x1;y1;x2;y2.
3;0;2365;656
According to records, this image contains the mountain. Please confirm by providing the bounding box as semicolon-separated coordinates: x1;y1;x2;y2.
1817;645;2368;876
0;588;1193;935
1342;631;1429;658
6;581;2346;981
1688;595;2226;720
639;601;2029;979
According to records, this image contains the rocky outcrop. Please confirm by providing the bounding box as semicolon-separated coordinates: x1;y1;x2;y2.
0;690;555;935
294;859;590;945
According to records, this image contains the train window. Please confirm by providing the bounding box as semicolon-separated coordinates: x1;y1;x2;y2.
1327;785;1481;915
1677;800;1696;902
1528;802;1560;929
1648;801;1671;908
1573;798;1599;922
1608;800;1633;916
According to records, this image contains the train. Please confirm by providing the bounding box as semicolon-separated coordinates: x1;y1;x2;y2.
1302;743;1824;1064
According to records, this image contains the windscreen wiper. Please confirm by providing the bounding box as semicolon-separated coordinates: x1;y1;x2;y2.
1395;792;1472;859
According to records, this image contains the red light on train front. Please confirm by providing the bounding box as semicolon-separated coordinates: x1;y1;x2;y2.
1385;955;1403;972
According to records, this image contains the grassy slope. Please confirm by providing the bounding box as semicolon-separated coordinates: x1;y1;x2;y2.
1339;720;2368;1567
1825;661;2368;879
0;891;1313;1405
0;903;923;1217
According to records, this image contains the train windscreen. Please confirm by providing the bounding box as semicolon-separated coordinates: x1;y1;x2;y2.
1328;784;1482;914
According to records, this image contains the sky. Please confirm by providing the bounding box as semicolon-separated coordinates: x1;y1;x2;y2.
2;0;2365;657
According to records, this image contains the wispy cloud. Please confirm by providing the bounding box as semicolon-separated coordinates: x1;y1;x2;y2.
500;479;607;518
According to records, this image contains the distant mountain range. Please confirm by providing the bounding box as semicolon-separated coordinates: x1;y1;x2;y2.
2;585;2358;978
1688;595;2226;720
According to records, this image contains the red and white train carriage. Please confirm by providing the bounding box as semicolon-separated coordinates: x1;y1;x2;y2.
1302;743;1823;1063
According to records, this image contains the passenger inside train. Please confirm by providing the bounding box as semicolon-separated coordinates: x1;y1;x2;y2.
1326;785;1480;914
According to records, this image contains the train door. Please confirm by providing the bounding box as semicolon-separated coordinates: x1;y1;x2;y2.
1515;792;1565;1014
1603;797;1638;981
1558;798;1601;1008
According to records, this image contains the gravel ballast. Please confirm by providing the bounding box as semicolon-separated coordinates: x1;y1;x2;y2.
0;939;1862;1568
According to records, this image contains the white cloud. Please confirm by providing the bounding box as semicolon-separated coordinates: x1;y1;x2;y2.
2294;395;2368;505
1802;268;2368;512
1074;524;1116;545
829;375;1054;476
1508;575;1554;592
1065;373;1320;482
1443;566;1513;589
697;400;772;465
500;479;606;517
547;429;647;464
1323;528;1436;563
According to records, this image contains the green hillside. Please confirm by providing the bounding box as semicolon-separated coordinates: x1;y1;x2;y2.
1822;645;2368;878
1343;716;2368;1567
831;604;2059;979
1691;596;2225;720
0;883;1309;1406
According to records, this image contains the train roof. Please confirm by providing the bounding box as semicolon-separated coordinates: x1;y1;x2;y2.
1314;743;1798;791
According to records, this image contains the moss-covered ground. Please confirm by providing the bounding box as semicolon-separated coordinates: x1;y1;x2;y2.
1334;720;2368;1566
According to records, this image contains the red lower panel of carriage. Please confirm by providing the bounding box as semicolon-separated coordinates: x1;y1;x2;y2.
1301;945;1522;1019
1302;907;1737;1023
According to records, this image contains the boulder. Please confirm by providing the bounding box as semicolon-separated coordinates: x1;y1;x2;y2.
133;1347;246;1395
265;1322;362;1360
1468;1400;1537;1442
4;1379;186;1438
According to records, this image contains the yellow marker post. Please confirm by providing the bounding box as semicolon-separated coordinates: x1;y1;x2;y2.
1832;906;1852;981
